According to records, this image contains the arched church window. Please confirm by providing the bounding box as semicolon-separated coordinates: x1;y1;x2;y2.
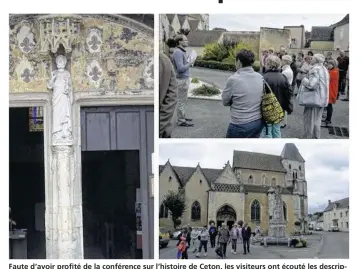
289;164;291;169
191;201;201;221
283;202;287;221
159;202;168;218
248;175;253;184
262;174;266;185
271;178;276;186
299;166;301;171
251;200;261;221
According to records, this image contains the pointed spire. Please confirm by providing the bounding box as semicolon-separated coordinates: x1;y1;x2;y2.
281;143;305;162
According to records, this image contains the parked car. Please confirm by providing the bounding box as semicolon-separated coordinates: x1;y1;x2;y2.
315;226;323;231
159;227;170;248
328;226;339;232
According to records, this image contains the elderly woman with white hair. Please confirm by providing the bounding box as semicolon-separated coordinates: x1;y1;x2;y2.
299;54;329;139
262;55;292;138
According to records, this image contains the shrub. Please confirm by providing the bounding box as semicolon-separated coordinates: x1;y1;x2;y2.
191;77;200;83
194;59;260;72
226;42;257;63
203;43;229;62
192;84;220;96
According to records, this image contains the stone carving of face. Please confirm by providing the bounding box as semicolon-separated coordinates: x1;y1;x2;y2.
56;55;67;70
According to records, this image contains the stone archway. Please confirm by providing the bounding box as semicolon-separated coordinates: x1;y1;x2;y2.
9;14;154;259
216;204;237;229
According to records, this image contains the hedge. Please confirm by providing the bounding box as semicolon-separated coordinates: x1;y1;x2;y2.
194;59;260;72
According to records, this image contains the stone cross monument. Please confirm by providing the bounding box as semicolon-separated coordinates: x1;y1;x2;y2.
267;186;287;238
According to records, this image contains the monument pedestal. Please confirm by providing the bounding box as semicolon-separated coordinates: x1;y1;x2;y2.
46;145;83;259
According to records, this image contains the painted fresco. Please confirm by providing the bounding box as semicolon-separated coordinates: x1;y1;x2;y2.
9;15;154;93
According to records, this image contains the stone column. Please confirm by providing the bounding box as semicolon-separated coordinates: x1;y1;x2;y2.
46;145;83;259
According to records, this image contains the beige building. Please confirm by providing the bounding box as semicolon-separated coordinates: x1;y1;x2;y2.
284;25;305;49
159;144;309;235
323;198;349;232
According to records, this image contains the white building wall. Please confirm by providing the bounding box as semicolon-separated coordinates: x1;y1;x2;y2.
334;23;349;51
323;207;349;232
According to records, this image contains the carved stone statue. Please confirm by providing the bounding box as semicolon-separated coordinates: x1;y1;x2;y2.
47;55;73;145
272;186;284;222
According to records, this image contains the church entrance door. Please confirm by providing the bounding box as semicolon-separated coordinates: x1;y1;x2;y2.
9;107;46;259
216;205;237;229
80;106;154;259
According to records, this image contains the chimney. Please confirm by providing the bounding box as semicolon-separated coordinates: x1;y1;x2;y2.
328;200;331;204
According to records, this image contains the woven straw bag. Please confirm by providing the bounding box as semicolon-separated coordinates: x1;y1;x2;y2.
261;81;284;124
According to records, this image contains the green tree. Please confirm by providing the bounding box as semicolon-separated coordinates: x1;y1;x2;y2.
226;42;257;64
163;190;187;229
203;43;229;62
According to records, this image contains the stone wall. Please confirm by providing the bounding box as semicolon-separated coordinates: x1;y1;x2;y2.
222;31;260;54
310;41;334;50
259;27;291;59
159;164;180;206
9;14;154;93
208;192;244;224
183;167;210;227
235;168;286;187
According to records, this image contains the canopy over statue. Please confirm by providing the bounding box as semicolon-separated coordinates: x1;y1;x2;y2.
47;55;73;145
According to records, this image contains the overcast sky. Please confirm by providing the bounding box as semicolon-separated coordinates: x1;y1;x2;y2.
209;14;347;31
159;141;349;214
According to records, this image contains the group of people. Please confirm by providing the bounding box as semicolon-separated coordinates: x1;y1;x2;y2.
159;33;349;139
222;47;349;139
176;221;253;259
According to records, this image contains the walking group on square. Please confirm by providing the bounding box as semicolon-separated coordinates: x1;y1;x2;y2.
176;221;254;259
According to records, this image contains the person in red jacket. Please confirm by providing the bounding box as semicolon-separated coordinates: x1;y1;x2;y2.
323;59;339;125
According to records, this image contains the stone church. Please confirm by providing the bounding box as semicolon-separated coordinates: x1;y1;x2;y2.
9;14;154;259
159;143;308;235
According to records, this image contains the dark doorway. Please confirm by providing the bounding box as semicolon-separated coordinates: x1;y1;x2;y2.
9;107;46;259
82;150;142;259
216;205;237;230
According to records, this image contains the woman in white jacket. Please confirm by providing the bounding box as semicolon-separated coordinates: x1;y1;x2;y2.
300;54;329;139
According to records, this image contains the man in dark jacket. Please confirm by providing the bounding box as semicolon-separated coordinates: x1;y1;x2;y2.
159;52;177;138
242;222;252;254
337;50;349;95
262;55;292;138
209;222;218;248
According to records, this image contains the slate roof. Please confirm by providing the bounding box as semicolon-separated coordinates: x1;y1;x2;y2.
311;27;334;41
187;14;203;21
189;20;201;31
201;167;223;184
331;14;349;28
187;30;223;46
166;14;176;24
324;197;349;212
159;164;222;186
243;185;292;195
177;15;188;26
233;150;286;173
281;143;305;162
